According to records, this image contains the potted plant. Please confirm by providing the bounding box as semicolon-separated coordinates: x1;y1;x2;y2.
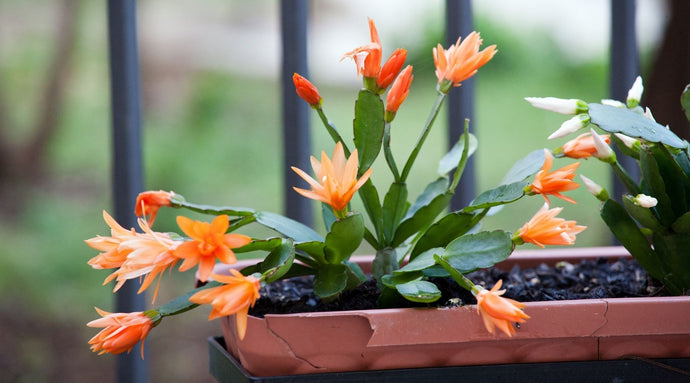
84;19;690;380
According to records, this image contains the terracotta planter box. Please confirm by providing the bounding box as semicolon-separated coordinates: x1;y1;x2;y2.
217;247;690;377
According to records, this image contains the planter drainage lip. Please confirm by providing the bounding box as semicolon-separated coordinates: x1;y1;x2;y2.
209;336;690;383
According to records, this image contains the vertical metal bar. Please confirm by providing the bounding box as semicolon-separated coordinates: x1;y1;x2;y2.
445;0;475;210
280;0;312;226
610;0;640;199
106;0;148;382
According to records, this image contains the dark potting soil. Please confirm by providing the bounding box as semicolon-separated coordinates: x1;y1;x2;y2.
249;257;667;318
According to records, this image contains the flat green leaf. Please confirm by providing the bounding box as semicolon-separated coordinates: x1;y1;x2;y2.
438;132;478;176
588;103;687;149
410;211;480;259
392;192;453;248
648;143;688;214
381;273;423;289
295;241;326;264
170;195;255;216
234;237;285;253
639;148;675;226
464;180;530;212
353;89;385;175
157;281;221;317
600;199;664;281
255;211;323;243
396;247;443;274
344;261;367;289
404;177;449;219
672;212;690;234
652;232;690;294
358;179;384;245
259;239;295;283
313;264;348;298
499;149;546;185
321;203;337;232
442;231;513;273
622;195;664;232
324;213;365;264
395;280;442;303
681;84;690;123
382;182;409;243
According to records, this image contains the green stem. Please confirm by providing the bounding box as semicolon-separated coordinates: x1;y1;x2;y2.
611;160;641;196
316;107;351;156
449;120;471;192
383;121;401;182
400;91;447;182
433;254;477;293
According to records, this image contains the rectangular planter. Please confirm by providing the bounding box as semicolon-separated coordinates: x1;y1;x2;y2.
217;247;690;378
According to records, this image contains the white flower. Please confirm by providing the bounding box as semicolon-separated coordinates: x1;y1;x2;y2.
548;114;590;140
614;133;639;149
525;97;588;115
580;175;608;201
634;194;657;208
626;76;643;108
591;128;614;162
601;99;626;108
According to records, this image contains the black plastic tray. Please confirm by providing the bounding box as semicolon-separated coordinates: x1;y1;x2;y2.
208;336;690;383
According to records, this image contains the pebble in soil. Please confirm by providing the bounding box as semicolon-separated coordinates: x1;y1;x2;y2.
248;257;666;317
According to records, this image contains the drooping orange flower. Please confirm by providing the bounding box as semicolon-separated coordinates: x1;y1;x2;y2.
189;269;261;340
134;190;174;226
474;280;530;337
173;215;251;282
560;132;611;159
528;149;580;204
291;142;373;216
342;18;382;78
377;48;408;90
87;307;155;357
292;73;322;107
517;203;586;248
86;211;182;302
386;65;414;116
433;31;497;92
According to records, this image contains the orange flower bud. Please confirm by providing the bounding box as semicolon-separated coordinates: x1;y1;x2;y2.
292;73;322;107
377;48;408;90
135;190;174;226
87;308;155;357
385;65;414;121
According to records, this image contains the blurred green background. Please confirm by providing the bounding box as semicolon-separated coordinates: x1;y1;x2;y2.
0;0;673;382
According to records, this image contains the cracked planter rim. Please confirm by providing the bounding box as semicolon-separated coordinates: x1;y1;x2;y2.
217;247;690;377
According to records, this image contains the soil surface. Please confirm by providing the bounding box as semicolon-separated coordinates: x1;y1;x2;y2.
249;257;667;317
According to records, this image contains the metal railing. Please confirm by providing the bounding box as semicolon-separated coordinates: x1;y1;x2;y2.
105;1;639;381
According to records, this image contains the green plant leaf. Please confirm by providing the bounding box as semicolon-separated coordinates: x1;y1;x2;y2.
353;89;385;175
391;178;451;247
170;195;255;216
382;182;409;243
381;273;423;289
639;147;676;226
343;260;367;289
499;149;546;185
321;203;337;232
409;211;481;259
233;237;284;253
313;264;348;298
588;103;687;149
324;213;365;264
600;199;664;282
464;180;530;212
672;212;690;234
438;132;478;176
396;247;443;274
259;239;295;283
294;241;326;264
395;280;442;303
442;231;513;273
652;232;690;294
157;281;221;317
371;247;399;282
648;143;689;214
681;84;690;123
358;179;384;246
621;195;664;232
255;211;323;243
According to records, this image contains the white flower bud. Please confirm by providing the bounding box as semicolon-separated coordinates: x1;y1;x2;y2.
580;175;608;201
525;97;588;115
614;133;639;149
601;99;626;108
634;194;657;208
626;76;643;108
548;114;590;140
591;128;615;162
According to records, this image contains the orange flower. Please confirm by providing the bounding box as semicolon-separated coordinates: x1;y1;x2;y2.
528;149;580;204
173;215;251;282
291;142;373;216
292;73;322;107
386;65;414;116
134;190;174;226
474;280;529;337
342;18;382;78
560;133;611;159
87;308;155;357
517;203;586;248
433;31;497;92
189;269;261;340
377;48;408;90
86;211;182;302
